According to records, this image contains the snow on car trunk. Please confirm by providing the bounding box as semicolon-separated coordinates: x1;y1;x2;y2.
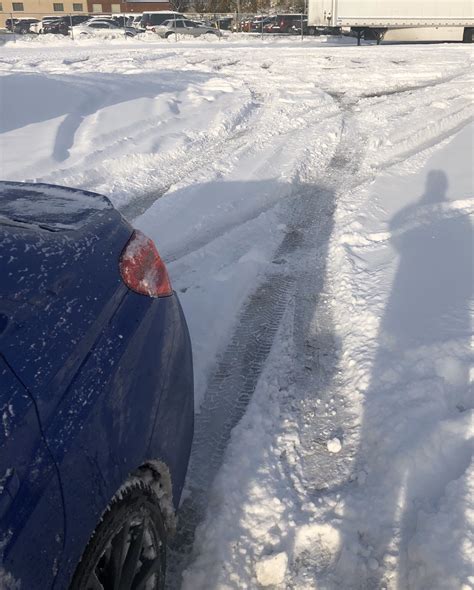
0;36;472;590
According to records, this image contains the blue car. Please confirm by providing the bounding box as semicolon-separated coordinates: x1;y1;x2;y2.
0;181;194;589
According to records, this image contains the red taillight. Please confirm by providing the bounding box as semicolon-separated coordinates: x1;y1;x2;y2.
119;230;172;298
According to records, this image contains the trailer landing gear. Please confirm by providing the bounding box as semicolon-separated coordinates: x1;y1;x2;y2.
353;27;386;46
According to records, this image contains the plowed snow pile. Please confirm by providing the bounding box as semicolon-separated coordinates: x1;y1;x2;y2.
1;36;472;590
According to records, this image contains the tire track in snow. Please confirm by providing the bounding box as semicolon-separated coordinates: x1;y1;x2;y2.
167;272;295;585
39;79;264;213
172;68;470;586
164;197;281;263
288;116;363;497
249;82;473;589
359;66;470;99
326;77;473;182
166;186;340;587
165;101;355;588
166;62;416;585
163;60;472;587
378;108;474;169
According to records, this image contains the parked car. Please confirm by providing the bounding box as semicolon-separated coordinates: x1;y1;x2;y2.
211;15;233;30
154;18;221;38
0;181;194;589
129;14;144;28
6;17;39;34
140;10;185;30
41;15;89;35
4;18;17;31
193;18;213;27
43;18;69;35
30;15;61;34
250;15;272;32
238;16;267;32
119;13;139;27
67;14;90;26
264;14;305;34
87;16;123;26
74;20;139;36
110;15;130;27
236;18;251;32
81;15;134;27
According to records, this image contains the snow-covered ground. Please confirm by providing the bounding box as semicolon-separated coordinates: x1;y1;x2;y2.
1;35;472;590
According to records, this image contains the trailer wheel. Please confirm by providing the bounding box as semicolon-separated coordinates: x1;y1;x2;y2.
463;28;474;43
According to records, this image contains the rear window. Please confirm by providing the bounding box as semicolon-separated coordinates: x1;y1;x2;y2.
0;182;111;231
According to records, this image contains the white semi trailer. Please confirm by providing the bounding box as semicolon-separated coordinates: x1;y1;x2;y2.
307;0;474;43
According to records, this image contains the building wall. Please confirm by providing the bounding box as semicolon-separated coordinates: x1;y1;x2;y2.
0;0;171;26
86;1;171;13
1;0;86;25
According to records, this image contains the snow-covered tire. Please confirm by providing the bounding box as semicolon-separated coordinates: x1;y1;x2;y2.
70;482;166;590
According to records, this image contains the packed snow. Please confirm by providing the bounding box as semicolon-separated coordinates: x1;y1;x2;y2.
0;34;472;590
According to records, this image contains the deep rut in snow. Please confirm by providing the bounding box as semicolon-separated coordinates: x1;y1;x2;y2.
166;265;296;586
165;67;470;585
164;89;371;586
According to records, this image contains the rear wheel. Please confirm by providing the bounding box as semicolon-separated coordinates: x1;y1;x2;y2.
70;482;166;590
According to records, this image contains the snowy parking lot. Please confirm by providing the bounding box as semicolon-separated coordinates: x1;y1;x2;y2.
1;35;473;589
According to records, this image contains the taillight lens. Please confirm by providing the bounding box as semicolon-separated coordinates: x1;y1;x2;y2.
119;230;172;298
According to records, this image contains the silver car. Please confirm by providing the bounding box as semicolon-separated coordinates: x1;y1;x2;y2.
74;20;139;37
154;18;222;38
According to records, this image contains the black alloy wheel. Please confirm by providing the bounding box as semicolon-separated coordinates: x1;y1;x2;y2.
71;483;166;590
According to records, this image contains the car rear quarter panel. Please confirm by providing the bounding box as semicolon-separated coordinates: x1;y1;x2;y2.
49;291;193;589
1;204;193;588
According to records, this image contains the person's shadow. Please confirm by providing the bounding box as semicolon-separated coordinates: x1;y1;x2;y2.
338;170;473;589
